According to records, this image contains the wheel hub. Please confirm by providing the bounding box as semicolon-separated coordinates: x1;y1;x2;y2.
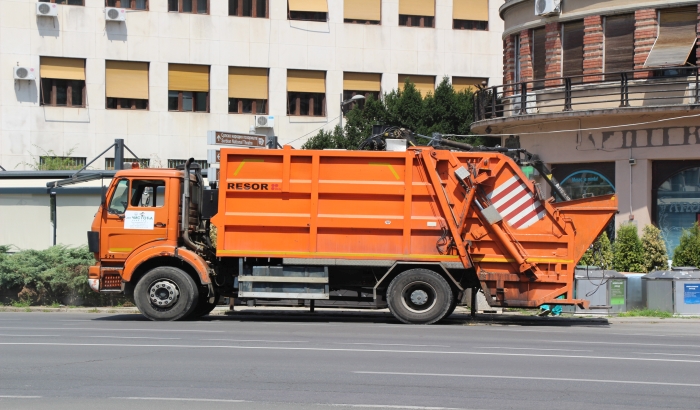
401;281;437;313
149;280;179;308
410;289;429;306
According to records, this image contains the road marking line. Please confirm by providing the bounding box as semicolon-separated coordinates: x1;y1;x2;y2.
201;339;307;343
328;405;474;410
533;339;700;348
476;347;592;352
353;371;700;388
0;334;59;337
634;352;700;358
336;343;451;348
2;342;700;364
112;397;248;403
0;327;225;333
86;336;181;340
0;396;42;399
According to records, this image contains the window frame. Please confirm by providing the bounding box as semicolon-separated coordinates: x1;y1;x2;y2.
105;0;148;9
106;98;149;110
228;98;268;114
287;92;326;117
453;19;488;31
40;78;86;108
168;91;209;113
168;0;209;14
39;0;85;5
229;0;268;18
288;11;327;22
398;15;434;28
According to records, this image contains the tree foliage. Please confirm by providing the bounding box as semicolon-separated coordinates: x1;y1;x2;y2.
302;77;493;150
579;232;614;269
641;224;669;272
672;222;700;268
613;223;646;273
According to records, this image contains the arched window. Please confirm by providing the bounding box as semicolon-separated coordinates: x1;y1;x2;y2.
656;167;700;257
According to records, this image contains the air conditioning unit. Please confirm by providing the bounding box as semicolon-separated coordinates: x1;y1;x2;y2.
105;8;126;22
13;66;36;81
36;2;59;17
535;0;561;16
255;115;275;128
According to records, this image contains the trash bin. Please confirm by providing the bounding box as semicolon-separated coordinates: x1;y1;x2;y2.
622;273;645;311
642;267;700;315
574;266;627;315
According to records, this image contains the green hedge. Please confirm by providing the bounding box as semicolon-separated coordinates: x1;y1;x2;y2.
0;246;127;306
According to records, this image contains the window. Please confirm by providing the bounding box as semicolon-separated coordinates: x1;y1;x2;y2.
39;156;86;170
399;0;434;28
168;0;208;14
106;0;147;9
514;34;521;83
532;27;546;89
229;0;267;18
105;61;149;110
562;21;584;83
288;0;328;22
453;0;488;30
39;0;84;5
168;64;210;113
130;180;166;208
343;72;381;110
40;57;86;108
645;7;698;69
398;74;435;97
344;0;380;24
604;14;635;76
229;67;268;114
655;165;700;257
168;159;208;169
105;158;150;170
108;179;129;215
452;77;487;93
287;70;326;116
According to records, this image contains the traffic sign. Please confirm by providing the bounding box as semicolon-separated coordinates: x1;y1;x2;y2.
207;131;267;148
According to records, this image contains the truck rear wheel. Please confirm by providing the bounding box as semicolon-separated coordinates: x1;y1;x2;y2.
134;267;199;321
386;268;453;324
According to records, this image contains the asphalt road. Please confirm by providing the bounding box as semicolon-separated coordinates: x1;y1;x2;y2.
1;310;699;410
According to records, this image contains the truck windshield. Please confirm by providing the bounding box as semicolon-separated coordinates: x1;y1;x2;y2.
108;179;129;215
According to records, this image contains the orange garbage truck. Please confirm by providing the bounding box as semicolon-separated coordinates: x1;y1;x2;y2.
87;145;617;323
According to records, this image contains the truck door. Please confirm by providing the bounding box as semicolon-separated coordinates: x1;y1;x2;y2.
101;178;169;260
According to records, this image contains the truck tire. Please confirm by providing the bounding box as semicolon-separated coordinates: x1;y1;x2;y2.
134;266;199;321
187;292;220;319
387;269;453;325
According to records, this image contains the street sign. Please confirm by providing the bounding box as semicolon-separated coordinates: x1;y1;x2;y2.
207;149;220;164
207;131;267;148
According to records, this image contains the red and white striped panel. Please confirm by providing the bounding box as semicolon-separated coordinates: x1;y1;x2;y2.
487;176;545;229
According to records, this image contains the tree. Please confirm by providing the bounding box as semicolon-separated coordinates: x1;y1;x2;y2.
302;77;491;150
641;224;668;272
613;223;646;273
672;222;700;268
579;232;613;269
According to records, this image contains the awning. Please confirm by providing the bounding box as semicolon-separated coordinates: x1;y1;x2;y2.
40;57;85;80
168;64;209;92
106;61;149;99
399;0;434;17
229;67;268;99
288;0;328;13
399;74;435;96
344;0;381;21
644;7;698;68
453;0;488;22
288;70;326;93
343;72;381;92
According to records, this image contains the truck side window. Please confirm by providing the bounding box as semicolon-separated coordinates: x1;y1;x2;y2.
130;180;166;208
108;179;129;215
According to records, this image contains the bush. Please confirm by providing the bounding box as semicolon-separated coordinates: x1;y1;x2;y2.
0;246;125;306
641;224;668;272
613;223;645;273
578;232;613;269
672;222;700;268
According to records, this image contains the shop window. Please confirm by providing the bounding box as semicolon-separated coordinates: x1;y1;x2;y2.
106;0;147;9
656;167;700;257
39;0;84;5
229;0;267;18
169;0;208;14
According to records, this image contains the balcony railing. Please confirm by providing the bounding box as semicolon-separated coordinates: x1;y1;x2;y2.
474;66;700;122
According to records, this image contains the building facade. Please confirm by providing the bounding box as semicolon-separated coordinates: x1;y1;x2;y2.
0;0;504;173
471;0;700;257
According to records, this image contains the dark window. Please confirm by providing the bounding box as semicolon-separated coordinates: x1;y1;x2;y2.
229;0;267;17
604;14;635;77
453;20;487;30
532;27;546;89
106;0;147;9
344;19;380;25
562;20;584;83
39;0;85;5
398;15;434;28
229;98;267;114
168;0;207;14
289;11;327;22
168;159;208;169
39;156;86;170
40;79;86;107
105;157;150;170
168;91;209;112
342;91;379;112
130;180;166;208
514;34;521;83
106;98;148;110
287;92;326;116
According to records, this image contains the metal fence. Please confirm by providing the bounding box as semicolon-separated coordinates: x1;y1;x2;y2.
474;66;700;122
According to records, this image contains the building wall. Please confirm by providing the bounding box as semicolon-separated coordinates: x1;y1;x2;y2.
0;0;504;170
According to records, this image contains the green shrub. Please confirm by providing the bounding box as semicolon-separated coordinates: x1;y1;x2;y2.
618;309;673;318
579;232;613;269
672;222;700;268
613;223;645;273
641;224;668;272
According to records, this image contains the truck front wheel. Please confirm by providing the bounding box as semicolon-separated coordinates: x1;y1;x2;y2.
387;269;453;324
134;267;199;321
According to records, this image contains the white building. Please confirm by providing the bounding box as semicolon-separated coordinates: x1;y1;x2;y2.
0;0;504;171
